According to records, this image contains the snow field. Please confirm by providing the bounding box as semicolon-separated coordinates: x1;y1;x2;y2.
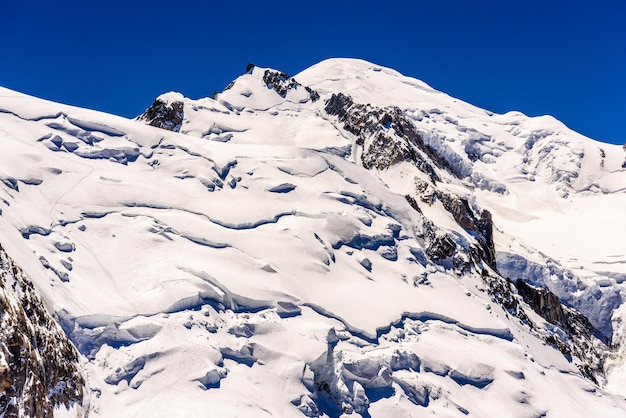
1;57;626;416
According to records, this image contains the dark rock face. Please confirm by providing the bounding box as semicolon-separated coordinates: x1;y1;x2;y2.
305;86;320;102
404;195;422;214
416;191;607;383
496;251;620;341
414;216;481;273
263;69;298;98
324;93;463;180
516;280;566;326
324;92;353;123
408;176;496;272
435;191;496;270
472;269;608;384
262;69;320;102
481;270;528;319
137;99;184;132
515;279;607;383
0;244;84;417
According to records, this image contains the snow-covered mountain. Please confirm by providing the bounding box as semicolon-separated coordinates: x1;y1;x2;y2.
1;58;625;417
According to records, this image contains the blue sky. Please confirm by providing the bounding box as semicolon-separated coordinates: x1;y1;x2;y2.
1;1;624;144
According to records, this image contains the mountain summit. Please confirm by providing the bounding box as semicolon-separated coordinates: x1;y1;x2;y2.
1;58;625;417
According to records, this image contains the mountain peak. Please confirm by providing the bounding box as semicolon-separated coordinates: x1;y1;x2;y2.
1;59;626;417
211;64;320;111
155;91;185;104
136;92;185;132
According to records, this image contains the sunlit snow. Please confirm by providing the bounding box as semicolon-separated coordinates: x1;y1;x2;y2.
1;58;625;417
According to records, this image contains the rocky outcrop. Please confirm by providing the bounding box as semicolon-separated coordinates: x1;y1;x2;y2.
324;93;463;180
473;271;608;384
137;98;184;132
496;252;619;341
516;280;566;325
262;69;319;102
407;185;608;384
413;213;490;274
0;244;84;417
435;190;496;269
410;177;496;270
515;280;607;382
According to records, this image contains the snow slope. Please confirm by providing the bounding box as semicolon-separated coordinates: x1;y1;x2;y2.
146;58;626;352
1;58;626;417
157;57;626;352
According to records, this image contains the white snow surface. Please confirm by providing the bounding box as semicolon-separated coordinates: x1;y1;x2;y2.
0;58;625;417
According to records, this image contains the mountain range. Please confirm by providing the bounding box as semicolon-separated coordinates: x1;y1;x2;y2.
1;58;625;417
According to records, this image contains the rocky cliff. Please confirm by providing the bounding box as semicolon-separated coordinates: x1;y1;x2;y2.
137;96;184;132
0;245;84;417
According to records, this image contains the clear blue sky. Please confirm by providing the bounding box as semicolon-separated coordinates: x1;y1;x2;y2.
1;0;624;144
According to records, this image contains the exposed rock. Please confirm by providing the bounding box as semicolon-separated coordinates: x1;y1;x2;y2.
323;92;353;125
305;86;320;102
496;252;618;341
414;203;607;385
422;224;457;265
413;177;436;204
515;279;608;383
412;213;488;274
435;191;496;269
137;98;184;132
480;270;528;318
324;93;463;180
262;69;320;102
218;65;320;103
404;194;422;214
263;70;298;98
0;244;84;417
516;280;566;325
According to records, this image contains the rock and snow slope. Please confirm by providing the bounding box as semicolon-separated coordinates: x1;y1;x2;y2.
0;244;84;417
0;58;625;417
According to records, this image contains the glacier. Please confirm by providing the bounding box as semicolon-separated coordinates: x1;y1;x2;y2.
0;58;625;417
